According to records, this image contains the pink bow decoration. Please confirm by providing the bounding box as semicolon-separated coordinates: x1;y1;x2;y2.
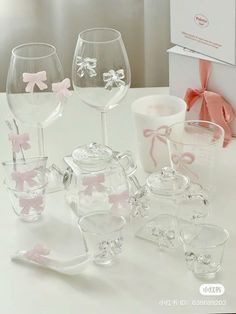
52;78;72;102
23;71;47;93
103;69;125;91
143;125;168;167
108;190;129;211
171;152;198;180
24;244;50;264
8;133;31;153
19;195;44;215
11;170;37;191
184;59;235;147
82;174;106;196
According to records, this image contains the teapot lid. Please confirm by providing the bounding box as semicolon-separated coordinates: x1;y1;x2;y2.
146;167;189;196
71;143;113;171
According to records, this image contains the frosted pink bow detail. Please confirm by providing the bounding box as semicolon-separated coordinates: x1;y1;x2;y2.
12;170;37;191
19;195;44;215
8;133;31;153
184;59;235;147
52;78;72;101
109;190;129;211
23;71;47;92
143;125;168;167
24;244;50;264
82;174;106;196
171;152;198;180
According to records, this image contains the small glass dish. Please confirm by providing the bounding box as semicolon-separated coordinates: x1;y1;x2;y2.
78;211;126;265
181;223;229;279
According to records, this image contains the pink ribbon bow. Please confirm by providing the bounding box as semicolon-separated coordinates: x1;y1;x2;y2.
143;125;168;167
24;244;50;264
108;190;129;211
52;78;72;102
11;170;37;191
82;174;106;196
19;195;44;215
23;71;47;93
171;152;198;180
184;59;235;147
8;133;31;153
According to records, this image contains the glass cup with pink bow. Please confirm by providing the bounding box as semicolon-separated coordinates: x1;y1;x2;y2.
166;120;224;196
2;157;48;222
131;95;186;173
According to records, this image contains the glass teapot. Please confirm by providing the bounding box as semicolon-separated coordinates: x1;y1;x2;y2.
130;167;209;249
63;143;138;218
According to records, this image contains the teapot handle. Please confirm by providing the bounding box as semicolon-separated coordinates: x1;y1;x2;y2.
115;151;141;191
182;189;210;222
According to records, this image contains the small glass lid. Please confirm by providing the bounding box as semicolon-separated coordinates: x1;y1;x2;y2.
71;143;113;171
146;167;189;196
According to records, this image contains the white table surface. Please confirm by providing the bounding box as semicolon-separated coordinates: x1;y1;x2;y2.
0;87;236;314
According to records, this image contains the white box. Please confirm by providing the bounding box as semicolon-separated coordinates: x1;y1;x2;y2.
170;0;236;65
168;46;236;137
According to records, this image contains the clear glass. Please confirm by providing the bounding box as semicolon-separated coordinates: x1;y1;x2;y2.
5;180;47;223
64;143;133;218
79;211;126;265
2;157;47;190
130;167;209;245
181;223;229;279
72;28;131;145
6;43;65;156
166;120;224;195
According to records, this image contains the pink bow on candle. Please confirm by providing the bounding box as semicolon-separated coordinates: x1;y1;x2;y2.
171;152;198;180
19;195;44;215
23;71;47;93
11;170;37;191
52;78;72;102
143;125;168;167
8;133;31;153
108;190;129;211
24;244;50;264
184;59;235;147
82;174;106;196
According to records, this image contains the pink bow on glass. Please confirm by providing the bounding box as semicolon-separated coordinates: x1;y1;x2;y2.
8;133;31;153
143;125;168;167
171;152;198;180
23;71;47;93
108;190;129;211
184;59;235;147
82;174;106;196
52;78;72;102
24;244;50;264
11;170;37;191
19;195;44;215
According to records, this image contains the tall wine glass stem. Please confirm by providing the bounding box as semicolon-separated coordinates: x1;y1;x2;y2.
37;126;45;156
101;111;108;146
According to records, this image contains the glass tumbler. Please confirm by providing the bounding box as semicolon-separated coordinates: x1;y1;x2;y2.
166;120;224;195
181;223;229;279
79;211;126;265
2;157;48;222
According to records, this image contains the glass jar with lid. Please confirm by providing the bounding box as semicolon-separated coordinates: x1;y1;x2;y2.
130;167;209;249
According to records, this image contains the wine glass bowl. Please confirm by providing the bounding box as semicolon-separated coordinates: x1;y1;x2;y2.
72;28;131;144
7;43;65;128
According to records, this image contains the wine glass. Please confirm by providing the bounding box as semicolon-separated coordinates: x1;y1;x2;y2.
6;42;69;156
72;28;131;145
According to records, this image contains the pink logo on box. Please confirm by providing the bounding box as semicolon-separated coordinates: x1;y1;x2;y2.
194;14;209;28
